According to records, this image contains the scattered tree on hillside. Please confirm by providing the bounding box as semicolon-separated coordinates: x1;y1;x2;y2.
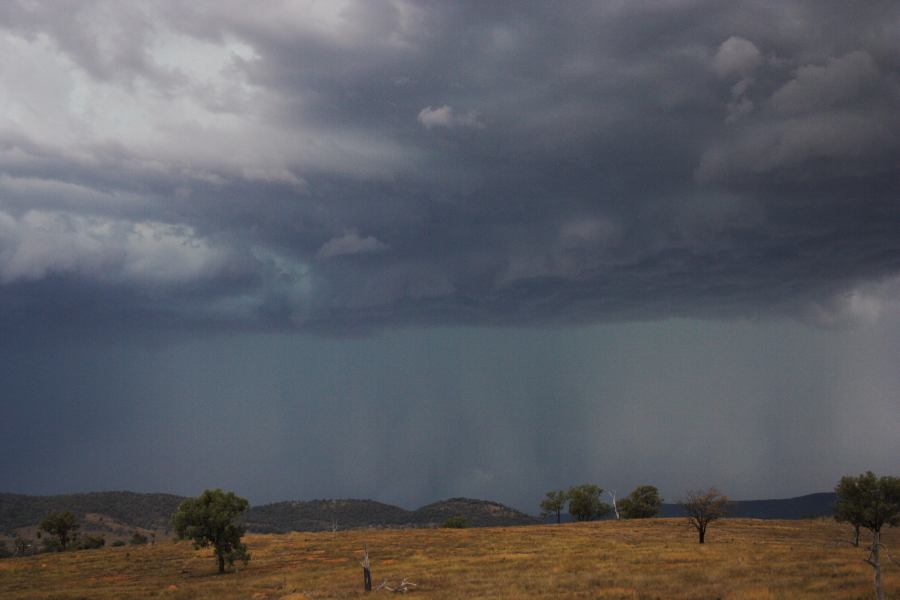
38;511;79;552
540;490;568;524
833;471;900;600
77;535;105;550
129;531;149;545
567;484;611;521
171;489;251;574
442;516;467;528
680;488;728;544
620;485;663;519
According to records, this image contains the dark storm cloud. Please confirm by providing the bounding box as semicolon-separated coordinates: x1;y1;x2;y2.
0;1;898;332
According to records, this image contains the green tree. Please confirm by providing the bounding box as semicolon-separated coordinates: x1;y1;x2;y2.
38;511;79;552
540;490;568;524
620;485;663;519
834;471;900;600
567;484;610;522
834;474;868;546
171;489;251;574
679;488;728;544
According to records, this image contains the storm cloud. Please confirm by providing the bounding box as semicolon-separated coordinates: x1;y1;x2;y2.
0;0;896;332
1;2;899;509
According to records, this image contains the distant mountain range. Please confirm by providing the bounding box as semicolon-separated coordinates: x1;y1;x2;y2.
0;490;837;540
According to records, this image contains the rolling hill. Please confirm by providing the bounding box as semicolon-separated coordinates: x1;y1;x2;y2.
1;490;837;542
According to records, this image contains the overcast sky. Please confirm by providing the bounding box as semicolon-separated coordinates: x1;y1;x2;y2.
1;1;898;511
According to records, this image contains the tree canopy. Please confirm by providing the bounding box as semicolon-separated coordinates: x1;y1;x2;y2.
171;489;251;574
38;511;79;551
620;485;663;519
834;471;900;600
539;490;568;524
567;484;611;522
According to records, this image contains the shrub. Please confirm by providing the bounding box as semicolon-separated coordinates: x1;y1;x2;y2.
442;516;467;528
78;535;106;550
129;532;149;545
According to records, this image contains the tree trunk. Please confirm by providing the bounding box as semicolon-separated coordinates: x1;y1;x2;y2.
556;508;561;524
853;524;860;547
362;545;372;591
218;551;226;574
873;530;883;600
698;527;705;544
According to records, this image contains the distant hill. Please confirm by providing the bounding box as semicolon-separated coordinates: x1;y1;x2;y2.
242;499;415;532
1;490;836;540
413;497;539;528
0;491;184;535
0;492;537;537
243;497;539;532
658;492;837;520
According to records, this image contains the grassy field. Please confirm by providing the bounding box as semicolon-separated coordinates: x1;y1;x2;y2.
1;518;896;599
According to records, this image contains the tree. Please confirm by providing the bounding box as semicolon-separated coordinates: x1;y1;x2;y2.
833;471;900;600
567;484;611;522
620;485;663;519
171;489;251;574
540;490;568;524
679;488;728;544
834;474;866;546
39;511;79;552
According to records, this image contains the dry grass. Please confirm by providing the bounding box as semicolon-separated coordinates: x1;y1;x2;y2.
1;518;896;599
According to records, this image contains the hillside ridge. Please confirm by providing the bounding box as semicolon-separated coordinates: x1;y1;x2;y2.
1;490;837;538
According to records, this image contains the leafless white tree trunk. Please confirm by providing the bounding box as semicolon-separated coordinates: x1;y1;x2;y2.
607;490;619;520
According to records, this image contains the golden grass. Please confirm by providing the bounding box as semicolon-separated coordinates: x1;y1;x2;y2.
1;519;896;599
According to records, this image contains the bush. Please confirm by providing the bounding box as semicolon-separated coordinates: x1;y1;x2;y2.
13;537;33;556
442;516;467;528
41;537;63;553
77;535;106;550
129;532;149;545
111;540;126;547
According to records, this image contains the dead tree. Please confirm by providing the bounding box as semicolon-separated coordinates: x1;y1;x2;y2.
679;488;728;544
361;545;372;591
607;490;619;520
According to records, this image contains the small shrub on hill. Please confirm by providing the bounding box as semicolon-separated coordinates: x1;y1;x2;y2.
442;516;467;528
77;535;106;550
129;532;149;545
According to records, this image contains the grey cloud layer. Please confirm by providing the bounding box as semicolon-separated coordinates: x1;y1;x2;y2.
1;1;898;332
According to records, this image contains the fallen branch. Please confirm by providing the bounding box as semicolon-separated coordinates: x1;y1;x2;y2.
376;577;418;593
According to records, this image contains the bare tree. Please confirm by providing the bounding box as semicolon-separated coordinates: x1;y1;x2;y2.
679;488;728;544
606;490;619;520
361;544;372;591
